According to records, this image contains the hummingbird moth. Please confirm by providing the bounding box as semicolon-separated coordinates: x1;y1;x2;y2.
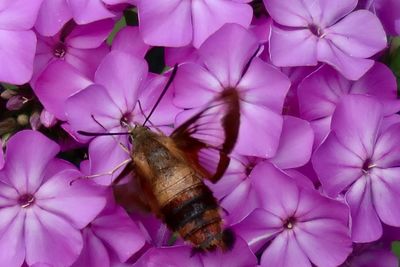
80;65;241;251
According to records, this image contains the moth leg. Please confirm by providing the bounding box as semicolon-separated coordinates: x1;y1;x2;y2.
70;158;132;185
85;158;132;179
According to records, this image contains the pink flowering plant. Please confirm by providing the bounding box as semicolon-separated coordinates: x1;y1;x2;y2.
0;0;400;266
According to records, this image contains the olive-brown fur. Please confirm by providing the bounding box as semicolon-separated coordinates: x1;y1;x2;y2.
130;126;231;251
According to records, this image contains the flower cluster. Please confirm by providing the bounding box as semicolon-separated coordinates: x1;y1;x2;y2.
0;0;400;266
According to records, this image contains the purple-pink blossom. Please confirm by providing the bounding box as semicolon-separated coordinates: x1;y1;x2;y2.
0;0;43;84
264;0;387;80
313;95;400;242
0;130;106;266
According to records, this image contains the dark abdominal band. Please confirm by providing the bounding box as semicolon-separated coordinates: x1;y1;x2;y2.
161;184;220;236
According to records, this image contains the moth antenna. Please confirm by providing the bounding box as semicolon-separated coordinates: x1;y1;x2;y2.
78;131;131;136
142;64;178;127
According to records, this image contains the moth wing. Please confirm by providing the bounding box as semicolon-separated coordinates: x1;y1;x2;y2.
112;163;163;218
170;91;240;183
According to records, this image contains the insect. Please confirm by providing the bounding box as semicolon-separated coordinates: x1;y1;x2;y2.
80;66;241;251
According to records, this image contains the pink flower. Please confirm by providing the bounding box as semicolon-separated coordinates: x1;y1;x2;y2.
133;238;257;267
32;19;113;86
0;0;43;84
0;130;106;267
35;0;118;36
359;0;400;35
65;51;181;184
137;0;253;48
173;23;291;158
342;245;398;267
72;196;146;267
209;116;314;224
233;162;352;267
264;0;387;80
298;63;400;147
313;95;400;242
111;26;150;58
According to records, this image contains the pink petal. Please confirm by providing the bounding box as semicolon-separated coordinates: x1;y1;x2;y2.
0;0;43;30
0;30;36;84
91;206;145;262
331;95;382;157
3;130;59;193
94;51;148;112
200;237;257;267
308;0;358;26
260;231;311;267
312;133;364;197
298;65;350;121
65;44;109;80
326;10;387;58
270;116;314;169
24;207;83;267
262;0;312;26
349;248;399;267
164;45;197;66
88;135;131;185
317;38;375;80
0;140;4;170
371;168;400;227
138;0;192;47
36;169;106;229
221;179;259;225
346;177;382;242
133;246;202;267
191;0;252;48
173;63;222;108
295;219;352;267
350;63;399;115
35;0;72;36
198;23;259;87
207;155;247;199
34;60;93;120
374;0;400;36
373;123;400;168
251;162;299;217
0;207;25;267
66;19;114;49
233;208;282;252
237;58;290;113
295;189;349;222
235;102;283;158
111;26;149;58
310;116;331;149
0;181;18;207
72;228;110;267
269;25;318;67
68;0;115;24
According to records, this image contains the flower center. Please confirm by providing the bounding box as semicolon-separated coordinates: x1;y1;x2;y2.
283;216;296;230
18;193;35;208
120;112;133;127
53;42;67;58
251;0;268;18
362;158;375;174
308;24;324;38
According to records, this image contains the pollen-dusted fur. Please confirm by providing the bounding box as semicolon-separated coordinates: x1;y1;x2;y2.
129;126;234;251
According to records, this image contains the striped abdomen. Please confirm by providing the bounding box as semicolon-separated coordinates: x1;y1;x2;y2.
160;181;234;251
